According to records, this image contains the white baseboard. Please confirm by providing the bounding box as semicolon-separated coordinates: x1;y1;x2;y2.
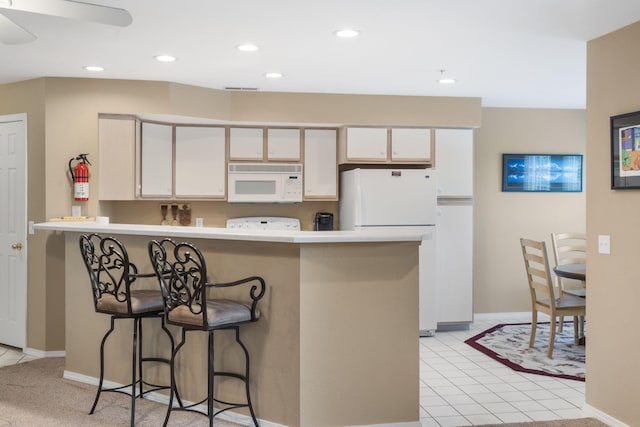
23;347;65;358
583;403;630;427
473;312;532;321
63;370;286;427
351;423;420;427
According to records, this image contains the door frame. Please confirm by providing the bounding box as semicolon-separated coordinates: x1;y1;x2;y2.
0;113;28;349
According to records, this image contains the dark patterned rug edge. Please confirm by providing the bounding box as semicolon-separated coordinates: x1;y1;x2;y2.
464;322;585;382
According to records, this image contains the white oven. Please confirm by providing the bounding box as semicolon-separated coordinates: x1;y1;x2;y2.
227;163;303;203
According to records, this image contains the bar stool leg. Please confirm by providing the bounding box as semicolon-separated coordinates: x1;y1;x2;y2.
131;317;140;427
208;330;215;427
235;327;259;426
159;317;183;408
164;329;187;427
90;317;116;415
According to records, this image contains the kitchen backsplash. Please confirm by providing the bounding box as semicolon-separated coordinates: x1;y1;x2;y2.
104;200;339;231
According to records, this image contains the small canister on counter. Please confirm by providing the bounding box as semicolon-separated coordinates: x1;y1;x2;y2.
313;212;334;231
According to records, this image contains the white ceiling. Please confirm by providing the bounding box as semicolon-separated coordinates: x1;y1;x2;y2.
2;0;640;109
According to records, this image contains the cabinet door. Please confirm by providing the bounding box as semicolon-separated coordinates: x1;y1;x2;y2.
175;127;226;198
304;129;337;199
98;116;135;200
140;122;173;197
230;127;263;160
436;204;473;324
435;129;474;196
267;128;301;160
346;127;388;161
391;128;431;161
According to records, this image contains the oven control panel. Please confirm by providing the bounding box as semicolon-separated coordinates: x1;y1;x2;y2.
226;217;301;231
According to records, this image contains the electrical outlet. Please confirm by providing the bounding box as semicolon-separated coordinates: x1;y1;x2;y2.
195;217;204;227
598;235;611;254
28;220;35;235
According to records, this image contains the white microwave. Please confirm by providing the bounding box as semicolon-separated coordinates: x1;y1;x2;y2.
227;163;303;203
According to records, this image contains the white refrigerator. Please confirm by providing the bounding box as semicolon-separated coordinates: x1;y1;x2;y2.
339;168;438;336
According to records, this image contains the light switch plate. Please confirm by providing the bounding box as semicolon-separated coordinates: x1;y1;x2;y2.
598;234;611;254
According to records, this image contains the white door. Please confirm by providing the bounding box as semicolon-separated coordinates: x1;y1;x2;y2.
304;129;337;198
435;128;474;197
0;114;27;348
391;128;431;161
436;204;473;324
140;122;173;197
229;127;263;160
267;128;300;161
346;127;388;160
175;126;226;198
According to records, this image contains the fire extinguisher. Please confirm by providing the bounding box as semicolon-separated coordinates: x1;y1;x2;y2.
68;154;91;201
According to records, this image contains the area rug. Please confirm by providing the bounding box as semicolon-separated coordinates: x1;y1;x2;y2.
465;322;585;381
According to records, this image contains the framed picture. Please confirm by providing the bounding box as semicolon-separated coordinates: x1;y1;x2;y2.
502;153;583;192
611;110;640;189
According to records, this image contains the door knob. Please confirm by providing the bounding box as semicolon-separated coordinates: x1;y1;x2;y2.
11;242;22;250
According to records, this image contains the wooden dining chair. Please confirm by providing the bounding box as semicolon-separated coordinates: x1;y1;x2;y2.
551;232;586;331
520;238;586;358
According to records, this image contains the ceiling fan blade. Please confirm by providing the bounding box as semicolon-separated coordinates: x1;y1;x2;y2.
0;12;36;44
0;0;132;27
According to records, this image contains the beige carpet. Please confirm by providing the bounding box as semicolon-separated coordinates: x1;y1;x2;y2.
0;357;241;426
0;358;610;427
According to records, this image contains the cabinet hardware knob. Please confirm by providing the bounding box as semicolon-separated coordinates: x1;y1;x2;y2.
11;242;23;250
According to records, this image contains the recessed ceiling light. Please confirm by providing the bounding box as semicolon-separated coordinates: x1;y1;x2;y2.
237;43;260;52
437;69;456;84
83;66;104;72
438;77;456;84
154;55;176;62
335;29;360;38
264;72;283;78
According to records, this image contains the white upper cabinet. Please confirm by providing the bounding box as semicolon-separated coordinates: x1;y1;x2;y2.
340;126;433;165
345;127;388;161
230;127;264;160
140;122;173;197
98;116;136;200
391;128;432;161
267;128;301;160
304;129;337;199
434;128;474;197
175;126;226;198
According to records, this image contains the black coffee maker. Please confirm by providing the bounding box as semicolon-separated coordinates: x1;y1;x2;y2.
313;212;334;231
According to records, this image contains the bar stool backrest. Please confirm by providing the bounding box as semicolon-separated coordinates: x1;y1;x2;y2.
148;238;210;329
79;233;136;315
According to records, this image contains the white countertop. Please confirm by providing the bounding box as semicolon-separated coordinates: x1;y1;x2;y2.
33;222;429;244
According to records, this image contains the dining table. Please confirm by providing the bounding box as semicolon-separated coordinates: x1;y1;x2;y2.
553;263;586;297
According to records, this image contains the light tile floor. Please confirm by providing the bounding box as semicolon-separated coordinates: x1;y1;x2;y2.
420;313;585;426
0;313;584;426
0;344;38;367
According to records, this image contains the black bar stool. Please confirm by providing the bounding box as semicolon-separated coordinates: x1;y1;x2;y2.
148;238;265;427
79;233;177;426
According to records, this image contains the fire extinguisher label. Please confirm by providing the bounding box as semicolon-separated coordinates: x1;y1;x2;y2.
74;182;89;201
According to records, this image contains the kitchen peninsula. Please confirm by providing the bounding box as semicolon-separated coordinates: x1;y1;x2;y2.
35;221;423;427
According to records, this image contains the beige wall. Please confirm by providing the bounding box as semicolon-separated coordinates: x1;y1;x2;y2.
474;108;586;313
586;21;640;426
1;77;589;359
0;77;483;351
0;79;51;350
231;91;481;127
